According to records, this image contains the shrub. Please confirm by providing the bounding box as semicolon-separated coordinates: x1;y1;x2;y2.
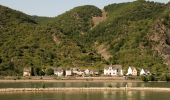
160;73;166;81
148;75;156;81
160;73;170;81
45;68;54;75
141;76;149;82
39;70;45;76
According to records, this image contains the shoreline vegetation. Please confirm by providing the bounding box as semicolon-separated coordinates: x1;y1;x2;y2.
0;87;170;93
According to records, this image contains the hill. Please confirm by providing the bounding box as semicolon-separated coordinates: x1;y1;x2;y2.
83;1;170;75
0;5;103;75
0;1;170;76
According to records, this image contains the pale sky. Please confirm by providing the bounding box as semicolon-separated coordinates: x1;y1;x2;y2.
0;0;169;17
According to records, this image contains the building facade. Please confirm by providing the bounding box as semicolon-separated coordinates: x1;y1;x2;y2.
104;65;123;76
126;67;137;76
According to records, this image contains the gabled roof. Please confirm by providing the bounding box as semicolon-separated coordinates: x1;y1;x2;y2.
129;66;137;70
145;70;150;73
140;68;150;73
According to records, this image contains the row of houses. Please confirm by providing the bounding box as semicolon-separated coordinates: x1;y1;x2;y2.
103;65;151;76
54;67;99;77
23;65;151;77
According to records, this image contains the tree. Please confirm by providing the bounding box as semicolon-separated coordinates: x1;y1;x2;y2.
45;68;54;75
39;70;45;76
0;58;2;64
148;75;156;81
160;73;170;81
141;76;149;82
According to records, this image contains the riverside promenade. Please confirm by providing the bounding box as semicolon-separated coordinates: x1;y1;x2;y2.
0;87;170;92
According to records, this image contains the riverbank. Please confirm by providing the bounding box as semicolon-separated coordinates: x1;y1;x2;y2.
0;76;169;83
0;79;142;83
0;87;170;93
0;76;142;83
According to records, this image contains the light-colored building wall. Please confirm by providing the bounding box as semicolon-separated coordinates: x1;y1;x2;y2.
127;67;137;76
104;65;123;76
65;70;72;76
54;71;63;77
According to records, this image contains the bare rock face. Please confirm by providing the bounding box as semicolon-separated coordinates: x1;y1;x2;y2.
94;42;112;61
150;19;170;68
92;10;107;27
52;34;61;45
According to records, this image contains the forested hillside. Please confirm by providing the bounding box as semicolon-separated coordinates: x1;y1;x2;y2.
83;1;169;75
0;5;103;75
0;0;170;76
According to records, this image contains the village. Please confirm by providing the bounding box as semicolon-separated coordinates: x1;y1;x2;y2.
23;65;151;79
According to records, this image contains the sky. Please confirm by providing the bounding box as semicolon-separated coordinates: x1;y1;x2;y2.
0;0;169;17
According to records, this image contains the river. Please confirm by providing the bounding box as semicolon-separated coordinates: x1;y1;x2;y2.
0;81;170;88
0;91;169;100
0;82;170;100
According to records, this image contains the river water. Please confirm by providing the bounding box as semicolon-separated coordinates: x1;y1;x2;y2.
0;82;170;88
0;82;170;100
0;91;169;100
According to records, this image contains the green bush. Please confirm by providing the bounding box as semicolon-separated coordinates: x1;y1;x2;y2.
160;73;170;81
39;70;45;76
45;68;54;75
141;76;149;82
148;75;156;81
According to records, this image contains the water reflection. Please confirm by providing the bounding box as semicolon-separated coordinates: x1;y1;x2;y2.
0;82;170;88
0;91;170;100
140;91;146;100
127;91;133;100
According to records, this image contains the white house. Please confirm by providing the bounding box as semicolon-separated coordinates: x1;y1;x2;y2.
84;69;90;75
145;70;151;75
126;67;137;76
104;65;123;76
140;68;146;76
65;69;72;76
54;68;64;77
94;70;99;76
140;68;151;76
77;71;84;76
89;70;94;75
104;66;114;76
72;68;79;75
23;67;31;77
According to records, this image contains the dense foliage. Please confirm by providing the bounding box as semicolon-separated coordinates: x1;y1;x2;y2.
0;5;103;75
83;1;168;74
